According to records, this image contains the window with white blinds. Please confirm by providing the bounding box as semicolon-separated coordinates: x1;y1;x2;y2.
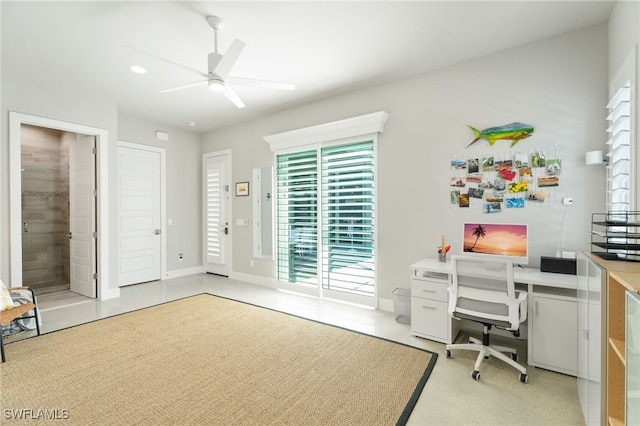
321;141;374;296
205;159;224;264
275;141;375;297
266;111;387;305
606;81;632;212
275;150;318;284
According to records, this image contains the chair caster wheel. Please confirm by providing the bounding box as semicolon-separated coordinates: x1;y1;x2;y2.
446;350;451;358
472;370;480;381
519;373;528;383
512;353;518;361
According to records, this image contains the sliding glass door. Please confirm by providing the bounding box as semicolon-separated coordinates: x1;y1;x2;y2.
276;149;318;287
276;140;376;306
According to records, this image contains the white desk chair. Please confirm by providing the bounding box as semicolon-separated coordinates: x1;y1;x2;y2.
445;255;528;383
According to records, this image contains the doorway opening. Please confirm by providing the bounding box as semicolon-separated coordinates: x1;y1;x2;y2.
20;124;96;305
9;112;117;302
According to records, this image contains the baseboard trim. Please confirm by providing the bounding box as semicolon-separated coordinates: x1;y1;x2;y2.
229;272;276;288
165;266;206;280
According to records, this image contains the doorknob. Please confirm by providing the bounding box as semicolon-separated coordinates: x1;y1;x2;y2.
154;229;161;235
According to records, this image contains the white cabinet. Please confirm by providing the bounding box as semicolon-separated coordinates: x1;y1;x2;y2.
410;269;459;344
576;252;605;426
529;289;578;375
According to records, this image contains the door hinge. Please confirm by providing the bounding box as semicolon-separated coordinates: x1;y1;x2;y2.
92;231;98;238
93;189;97;196
92;273;98;280
92;147;97;155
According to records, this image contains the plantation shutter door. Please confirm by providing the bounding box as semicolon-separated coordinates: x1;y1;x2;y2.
606;81;632;212
206;159;224;264
321;141;375;296
276;150;318;284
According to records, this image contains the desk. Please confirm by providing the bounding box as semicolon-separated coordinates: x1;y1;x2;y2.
410;257;578;376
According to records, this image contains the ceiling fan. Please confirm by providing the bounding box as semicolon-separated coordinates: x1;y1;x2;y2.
128;15;294;108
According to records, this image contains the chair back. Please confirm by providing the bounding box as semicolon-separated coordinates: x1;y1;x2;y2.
448;255;523;330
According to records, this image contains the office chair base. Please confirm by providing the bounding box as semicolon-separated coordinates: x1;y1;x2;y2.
470;370;529;383
445;340;528;383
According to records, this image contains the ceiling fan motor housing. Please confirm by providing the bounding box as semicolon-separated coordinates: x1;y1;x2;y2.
206;15;224;30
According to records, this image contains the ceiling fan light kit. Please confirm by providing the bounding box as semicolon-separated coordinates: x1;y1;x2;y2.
208;79;225;92
129;15;294;109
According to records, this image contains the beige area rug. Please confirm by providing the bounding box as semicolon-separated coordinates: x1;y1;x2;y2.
1;294;436;425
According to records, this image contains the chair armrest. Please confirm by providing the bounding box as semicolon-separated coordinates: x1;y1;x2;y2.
516;292;527;322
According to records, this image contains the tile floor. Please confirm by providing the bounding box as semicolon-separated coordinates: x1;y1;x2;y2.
9;273;585;425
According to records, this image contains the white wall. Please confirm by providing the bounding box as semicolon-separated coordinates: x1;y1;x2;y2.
202;24;609;301
117;113;202;275
608;0;639;79
608;0;640;210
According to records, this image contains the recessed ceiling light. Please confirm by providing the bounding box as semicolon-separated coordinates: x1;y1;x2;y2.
187;121;196;127
130;65;147;74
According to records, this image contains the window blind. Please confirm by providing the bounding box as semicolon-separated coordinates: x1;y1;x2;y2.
205;159;223;264
321;141;375;296
275;149;318;284
606;81;631;212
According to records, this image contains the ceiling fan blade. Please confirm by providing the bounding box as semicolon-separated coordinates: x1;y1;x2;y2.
159;79;208;93
213;39;245;79
223;84;245;108
125;46;208;79
208;52;223;75
226;76;295;91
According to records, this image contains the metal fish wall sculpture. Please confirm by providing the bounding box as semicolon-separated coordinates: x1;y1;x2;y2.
467;122;534;148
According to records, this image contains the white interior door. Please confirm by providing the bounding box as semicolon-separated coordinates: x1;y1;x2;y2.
69;135;97;298
118;145;162;286
203;152;230;276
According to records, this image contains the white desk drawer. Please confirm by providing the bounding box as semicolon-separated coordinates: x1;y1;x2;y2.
411;298;449;342
412;279;448;302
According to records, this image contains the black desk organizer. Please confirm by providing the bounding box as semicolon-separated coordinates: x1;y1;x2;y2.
591;211;640;262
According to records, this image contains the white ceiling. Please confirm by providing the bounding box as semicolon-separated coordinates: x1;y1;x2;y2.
2;1;615;133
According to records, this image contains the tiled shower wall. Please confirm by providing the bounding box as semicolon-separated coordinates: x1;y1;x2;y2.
21;124;71;290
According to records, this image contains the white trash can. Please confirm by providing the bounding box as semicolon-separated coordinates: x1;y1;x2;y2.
392;288;411;325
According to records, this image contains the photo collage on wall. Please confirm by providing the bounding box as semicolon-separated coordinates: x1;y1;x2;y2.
450;147;562;212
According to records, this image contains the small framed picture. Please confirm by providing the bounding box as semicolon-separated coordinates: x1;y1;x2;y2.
235;181;249;197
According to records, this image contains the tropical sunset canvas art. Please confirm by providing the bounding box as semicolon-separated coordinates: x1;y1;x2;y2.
463;223;528;257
